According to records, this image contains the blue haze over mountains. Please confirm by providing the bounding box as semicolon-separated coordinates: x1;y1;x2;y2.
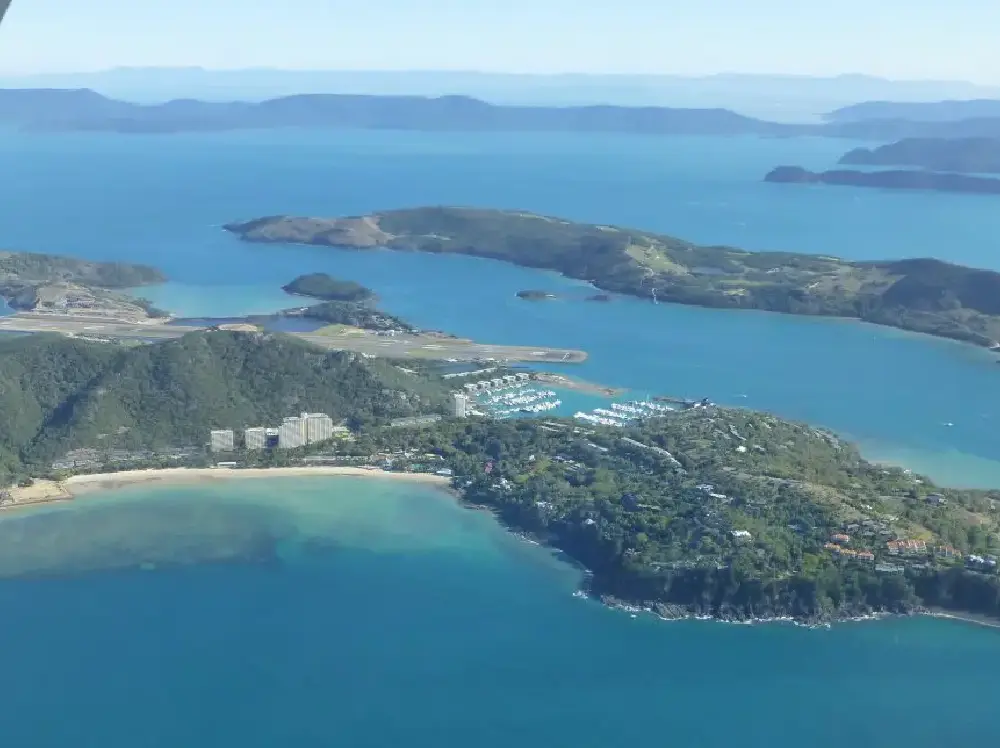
3;68;1000;122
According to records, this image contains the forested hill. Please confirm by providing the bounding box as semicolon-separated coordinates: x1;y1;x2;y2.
0;249;164;288
365;409;1000;623
0;331;450;483
226;207;1000;348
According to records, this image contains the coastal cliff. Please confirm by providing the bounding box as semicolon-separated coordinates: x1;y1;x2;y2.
225;207;1000;350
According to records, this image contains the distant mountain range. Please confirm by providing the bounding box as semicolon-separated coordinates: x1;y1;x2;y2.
2;87;1000;139
826;99;1000;123
4;69;1000;122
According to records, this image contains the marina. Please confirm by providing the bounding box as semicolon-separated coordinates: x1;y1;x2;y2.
470;384;563;418
573;399;676;427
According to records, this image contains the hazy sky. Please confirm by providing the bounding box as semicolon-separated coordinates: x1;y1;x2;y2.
1;0;998;82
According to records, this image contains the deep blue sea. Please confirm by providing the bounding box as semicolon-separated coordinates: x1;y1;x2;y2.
2;130;1000;746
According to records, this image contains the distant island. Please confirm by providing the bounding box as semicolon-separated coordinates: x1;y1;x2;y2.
826;99;1000;124
282;273;374;302
765;165;1000;196
839;137;1000;174
3;329;1000;624
7;88;1000;140
226;207;1000;349
516;289;558;301
0;249;167;320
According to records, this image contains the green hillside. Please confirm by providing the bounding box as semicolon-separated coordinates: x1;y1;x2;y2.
0;331;450;481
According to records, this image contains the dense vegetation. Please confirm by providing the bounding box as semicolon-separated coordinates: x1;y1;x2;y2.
0;331;450;484
282;273;374;302
291;300;414;332
228;207;1000;348
0;250;164;288
840;137;1000;174
355;410;1000;622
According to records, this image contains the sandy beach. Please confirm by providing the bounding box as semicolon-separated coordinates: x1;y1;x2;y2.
2;466;450;511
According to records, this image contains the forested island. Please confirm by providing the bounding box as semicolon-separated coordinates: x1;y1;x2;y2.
765;165;1000;195
282;273;374;302
839;137;1000;174
226;207;1000;349
0;249;166;319
3;329;1000;623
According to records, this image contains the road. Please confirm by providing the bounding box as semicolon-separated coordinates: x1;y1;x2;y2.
0;313;587;363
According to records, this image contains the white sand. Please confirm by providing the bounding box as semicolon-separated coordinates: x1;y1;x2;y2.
3;466;449;509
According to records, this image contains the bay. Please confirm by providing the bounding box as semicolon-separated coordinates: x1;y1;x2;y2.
0;478;998;747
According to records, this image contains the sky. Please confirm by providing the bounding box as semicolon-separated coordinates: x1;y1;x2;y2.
1;0;999;83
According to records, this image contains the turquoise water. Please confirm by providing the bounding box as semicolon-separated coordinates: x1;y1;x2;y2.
1;130;999;484
1;478;998;747
3;130;1000;744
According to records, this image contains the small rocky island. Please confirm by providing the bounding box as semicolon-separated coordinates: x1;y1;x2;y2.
226;207;1000;350
278;273;413;333
764;165;1000;195
282;273;374;302
516;289;558;301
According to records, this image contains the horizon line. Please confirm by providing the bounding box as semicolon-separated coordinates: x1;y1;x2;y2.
0;66;995;87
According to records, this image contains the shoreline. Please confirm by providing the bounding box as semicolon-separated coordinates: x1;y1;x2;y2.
921;608;1000;631
2;466;450;511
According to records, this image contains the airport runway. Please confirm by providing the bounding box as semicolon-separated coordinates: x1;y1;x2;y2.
0;313;587;363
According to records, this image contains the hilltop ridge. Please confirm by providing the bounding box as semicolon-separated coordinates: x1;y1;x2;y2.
5;87;1000;139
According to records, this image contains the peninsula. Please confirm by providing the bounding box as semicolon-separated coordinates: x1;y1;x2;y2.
0;249;167;321
226;207;1000;349
3;329;1000;624
839;137;1000;174
765;165;1000;196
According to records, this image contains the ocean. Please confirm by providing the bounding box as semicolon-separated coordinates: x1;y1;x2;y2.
2;130;1000;745
1;477;999;747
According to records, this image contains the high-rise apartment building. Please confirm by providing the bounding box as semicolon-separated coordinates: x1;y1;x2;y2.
210;429;235;452
244;427;267;450
278;416;307;449
303;412;334;444
452;393;469;418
